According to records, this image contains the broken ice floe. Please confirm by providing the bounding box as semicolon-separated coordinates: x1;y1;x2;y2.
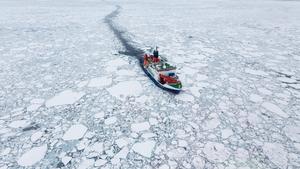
45;90;85;107
263;142;287;169
88;77;112;88
17;145;48;166
203;142;230;163
105;58;128;72
62;124;88;141
132;140;156;158
8;120;29;128
104;116;117;125
245;68;268;76
31;131;44;142
131;122;150;132
107;81;142;100
261;102;288;118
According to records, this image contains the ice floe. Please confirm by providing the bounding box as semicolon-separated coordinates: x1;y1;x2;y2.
221;128;233;139
192;156;205;168
158;164;170;169
94;159;107;167
263;143;287;169
88;142;103;153
132;140;156;158
61;156;72;165
104;116;117;125
284;125;300;142
245;68;268;76
249;94;263;103
8;120;29;128
111;147;129;164
115;137;130;148
175;93;194;102
118;69;136;76
261;102;288;118
77;80;89;88
77;158;94;169
94;112;105;119
277;77;297;84
62;124;88;141
45;90;85;107
31;131;43;142
131;122;150;132
88;77;112;88
107;81;142;100
203;142;230;162
105;58;128;72
1;148;11;156
17;145;48;166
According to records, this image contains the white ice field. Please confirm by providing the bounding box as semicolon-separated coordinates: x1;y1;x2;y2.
0;0;300;168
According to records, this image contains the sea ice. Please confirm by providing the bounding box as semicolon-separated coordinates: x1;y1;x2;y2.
203;117;220;130
245;68;268;76
284;125;300;142
77;158;94;169
261;102;288;118
159;164;170;169
31;131;43;142
203;142;230;162
45;90;85;107
131;122;150;132
111;147;129;164
95;159;107;167
118;69;136;76
88;142;103;153
105;58;128;72
192;156;205;168
249;94;263;103
189;87;201;97
88;77;112;88
17;145;48;166
1;148;11;156
104;116;117;125
8;120;29;128
149;118;159;125
61;156;72;165
62;124;88;141
27;104;42;112
258;88;272;95
277;77;297;84
115;137;129;148
107;81;142;100
263;143;287;168
132;140;156;158
221;129;233;139
180;67;199;76
176;93;194;102
94;112;105;119
77;80;89;88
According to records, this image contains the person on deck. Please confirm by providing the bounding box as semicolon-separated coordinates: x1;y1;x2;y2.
153;47;160;62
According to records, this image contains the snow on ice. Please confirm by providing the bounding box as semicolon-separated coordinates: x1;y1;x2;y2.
203;142;230;163
263;143;288;169
45;90;85;107
261;102;288;118
132;140;156;158
88;77;112;88
107;81;143;100
17;145;48;166
131;122;150;132
62;124;88;141
1;0;300;168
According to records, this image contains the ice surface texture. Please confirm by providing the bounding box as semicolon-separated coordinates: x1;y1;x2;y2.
0;0;300;168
